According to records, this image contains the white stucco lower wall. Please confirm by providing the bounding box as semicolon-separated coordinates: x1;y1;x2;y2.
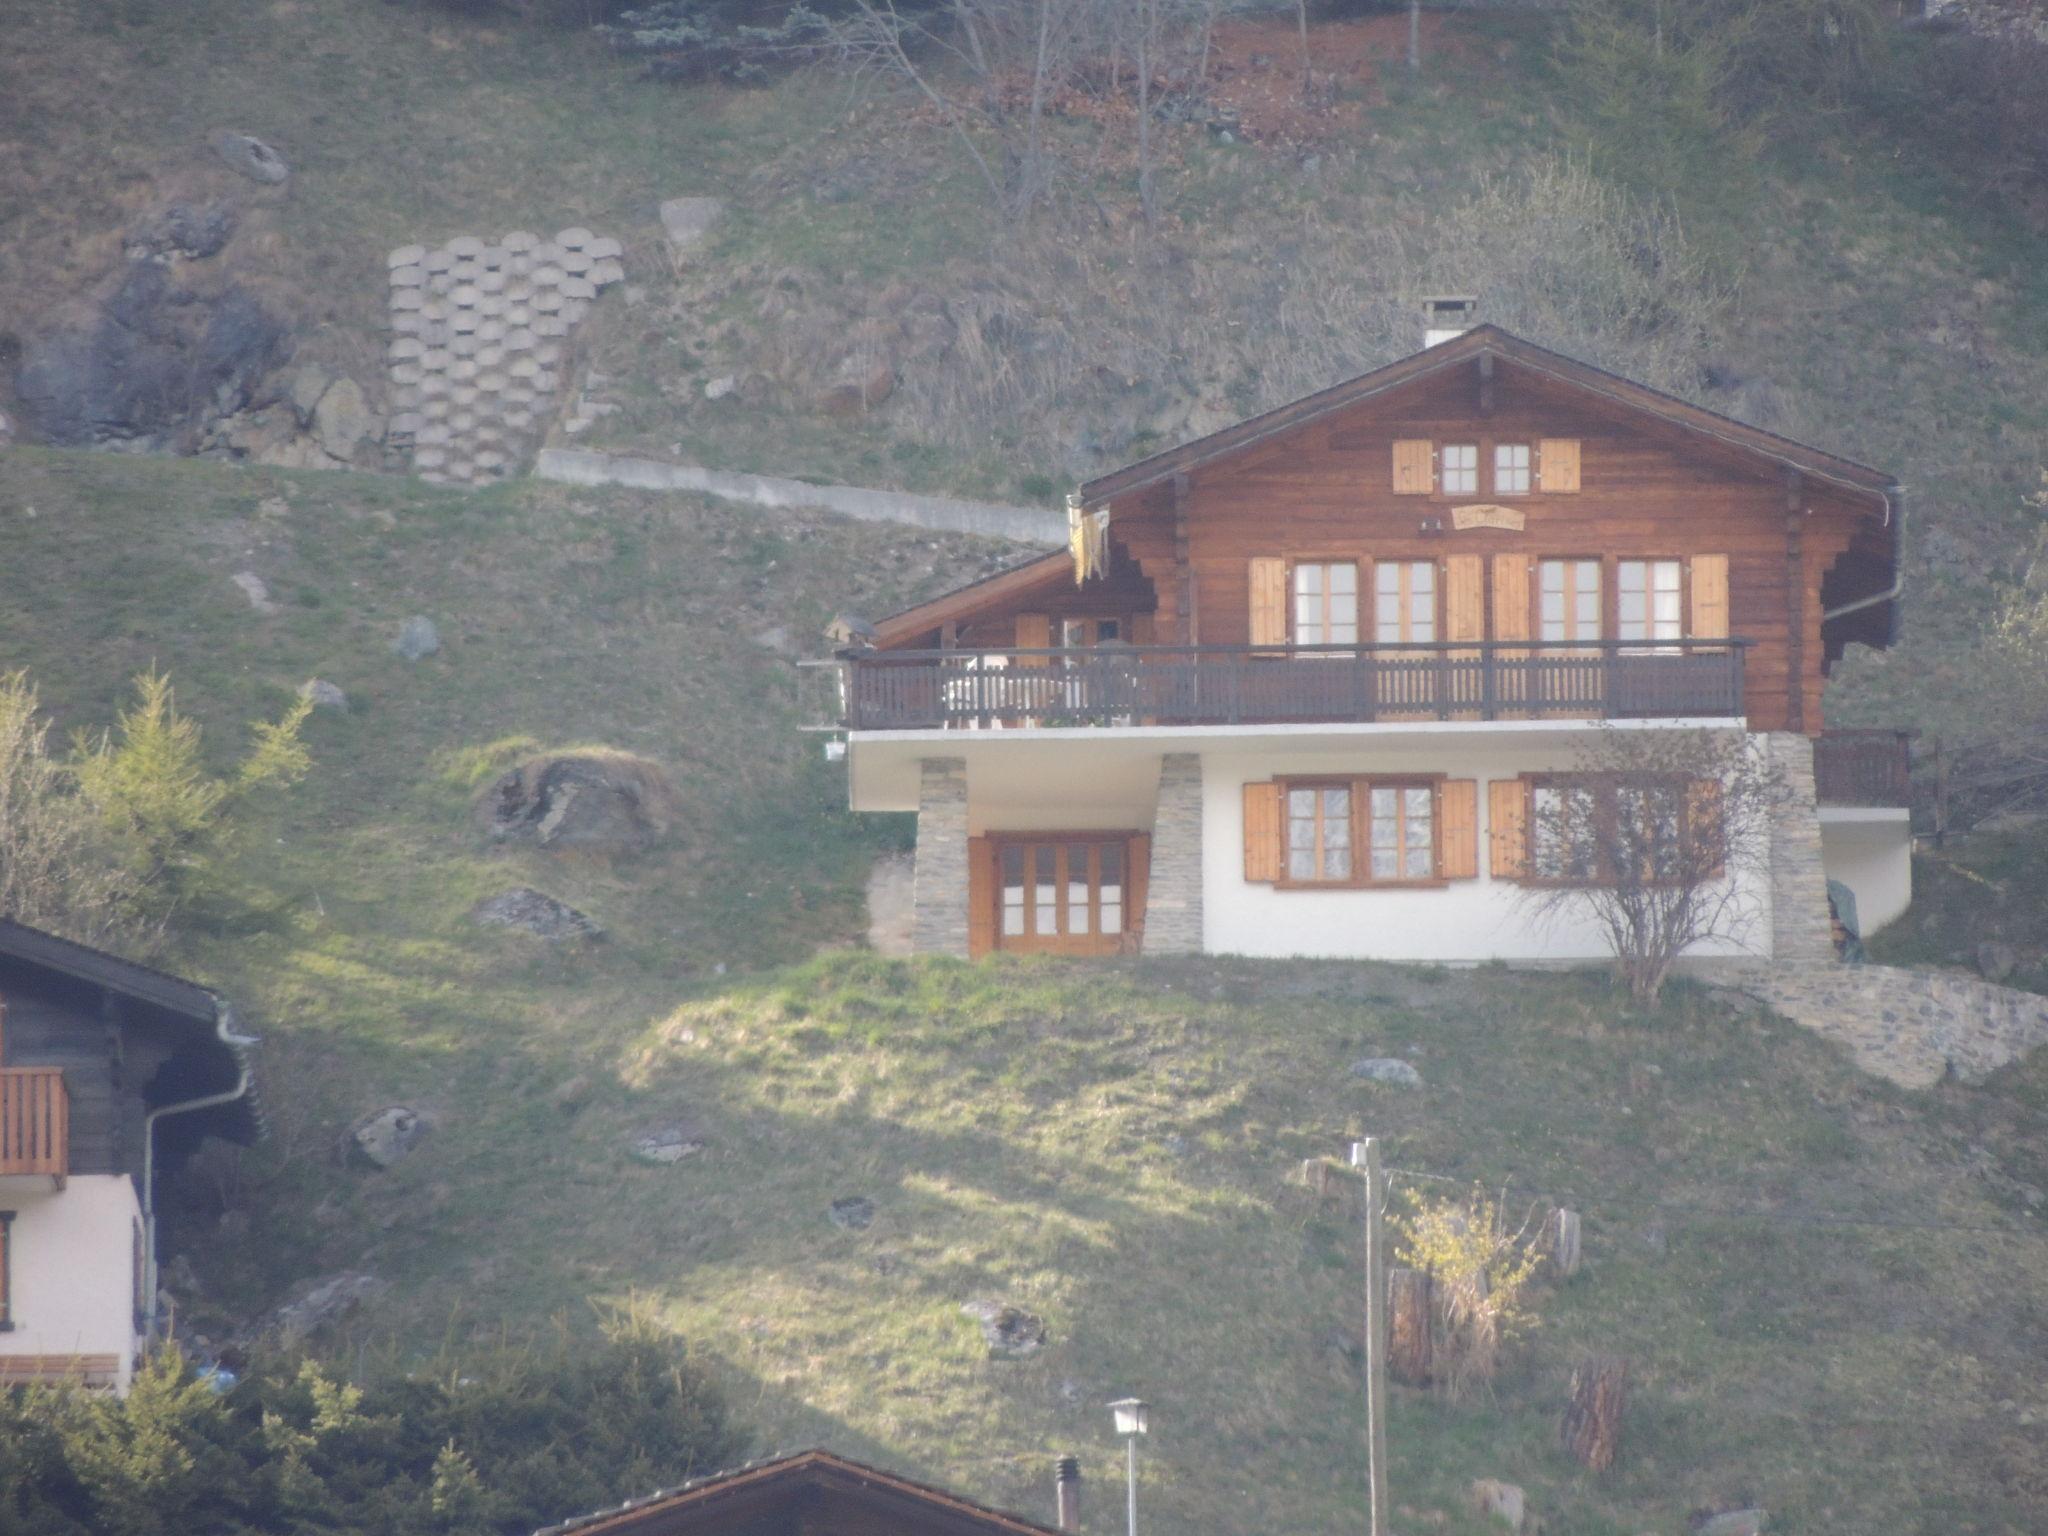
1;1174;141;1392
1199;739;1773;964
1819;809;1913;936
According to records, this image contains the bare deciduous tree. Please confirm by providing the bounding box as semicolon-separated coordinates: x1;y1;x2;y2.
1519;725;1782;1003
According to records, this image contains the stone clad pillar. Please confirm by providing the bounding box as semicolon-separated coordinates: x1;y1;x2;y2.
1146;753;1204;955
1766;732;1836;969
912;757;970;957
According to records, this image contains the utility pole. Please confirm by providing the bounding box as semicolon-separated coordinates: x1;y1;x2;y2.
1352;1138;1390;1536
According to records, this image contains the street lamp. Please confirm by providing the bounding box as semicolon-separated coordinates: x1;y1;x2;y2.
1108;1397;1149;1536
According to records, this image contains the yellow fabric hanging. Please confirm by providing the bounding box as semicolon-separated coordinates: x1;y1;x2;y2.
1067;494;1108;585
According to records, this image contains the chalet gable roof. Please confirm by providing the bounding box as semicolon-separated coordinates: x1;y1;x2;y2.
532;1449;1068;1536
0;918;260;1145
1076;325;1899;511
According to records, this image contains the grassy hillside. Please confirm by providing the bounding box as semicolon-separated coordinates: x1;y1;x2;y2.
3;452;2048;1536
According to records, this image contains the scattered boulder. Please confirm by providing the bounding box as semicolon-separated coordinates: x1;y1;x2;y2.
312;376;378;460
752;625;795;657
211;129;290;185
817;355;895;418
271;1271;387;1342
659;196;725;253
1350;1057;1423;1087
703;374;737;401
1471;1479;1528;1532
960;1299;1047;1358
126;201;237;263
347;1106;430;1169
828;1196;875;1230
393;615;440;661
1977;940;2018;984
477;750;677;855
469;887;602;941
1691;1510;1766;1536
630;1119;707;1164
231;571;279;614
299;679;349;712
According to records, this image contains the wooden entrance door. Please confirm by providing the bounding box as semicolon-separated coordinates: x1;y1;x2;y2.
995;836;1138;955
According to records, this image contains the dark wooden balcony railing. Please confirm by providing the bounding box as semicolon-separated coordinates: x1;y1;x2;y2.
1815;729;1914;808
0;1067;68;1178
843;640;1750;731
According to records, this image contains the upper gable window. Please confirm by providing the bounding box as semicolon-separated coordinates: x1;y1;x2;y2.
1441;443;1480;497
1494;443;1532;496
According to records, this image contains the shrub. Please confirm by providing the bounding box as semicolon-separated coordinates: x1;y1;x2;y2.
1391;1185;1543;1399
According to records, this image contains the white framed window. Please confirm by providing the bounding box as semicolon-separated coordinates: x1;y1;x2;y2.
1368;784;1435;880
1287;784;1354;883
1539;559;1602;643
1375;560;1437;644
1293;562;1359;647
1494;443;1532;495
1441;443;1479;496
1617;560;1683;647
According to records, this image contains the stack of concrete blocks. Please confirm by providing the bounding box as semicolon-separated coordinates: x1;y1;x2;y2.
383;228;625;487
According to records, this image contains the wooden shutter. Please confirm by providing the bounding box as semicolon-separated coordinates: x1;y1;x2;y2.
1249;558;1289;651
967;836;997;958
1015;612;1051;667
1392;439;1435;495
1490;555;1531;641
1445;555;1486;643
1243;782;1282;883
1440;780;1478;879
1125;833;1151;953
1538;438;1582;493
1687;779;1726;880
1488;778;1529;880
1690;554;1730;641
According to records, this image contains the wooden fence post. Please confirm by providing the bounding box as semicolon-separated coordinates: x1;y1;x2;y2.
1387;1267;1434;1386
1561;1354;1628;1471
1546;1208;1582;1280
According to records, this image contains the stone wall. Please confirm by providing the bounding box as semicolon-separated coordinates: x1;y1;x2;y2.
911;757;969;958
1750;965;2048;1089
1146;753;1204;955
1766;732;1837;967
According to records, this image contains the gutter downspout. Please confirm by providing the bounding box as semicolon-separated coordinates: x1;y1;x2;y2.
1821;487;1906;633
140;999;257;1348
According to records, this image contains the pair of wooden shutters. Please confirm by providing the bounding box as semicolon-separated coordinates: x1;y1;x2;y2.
1485;778;1726;881
965;834;1151;959
1242;780;1479;882
1247;555;1731;649
1392;438;1581;495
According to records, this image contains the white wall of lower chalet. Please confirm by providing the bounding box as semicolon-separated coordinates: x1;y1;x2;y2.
0;1174;141;1391
1818;808;1913;937
1198;740;1774;964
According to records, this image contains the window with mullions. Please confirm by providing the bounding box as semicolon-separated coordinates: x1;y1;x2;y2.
1368;785;1435;880
1539;559;1603;644
1375;561;1437;645
1294;563;1359;647
1617;560;1683;648
1287;784;1353;882
1441;443;1480;496
1494;443;1532;495
1533;777;1691;884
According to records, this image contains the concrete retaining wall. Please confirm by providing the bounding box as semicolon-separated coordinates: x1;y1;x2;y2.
534;448;1065;545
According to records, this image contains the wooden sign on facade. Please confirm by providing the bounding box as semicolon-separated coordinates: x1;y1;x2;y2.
1451;503;1527;532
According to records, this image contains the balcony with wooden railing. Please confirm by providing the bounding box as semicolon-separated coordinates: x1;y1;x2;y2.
1815;729;1915;808
0;1068;69;1180
842;640;1751;732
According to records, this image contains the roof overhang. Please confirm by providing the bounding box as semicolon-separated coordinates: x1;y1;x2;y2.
1076;325;1900;515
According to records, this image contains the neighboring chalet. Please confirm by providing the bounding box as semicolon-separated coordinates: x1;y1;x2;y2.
534;1449;1083;1536
0;920;259;1391
832;325;1914;964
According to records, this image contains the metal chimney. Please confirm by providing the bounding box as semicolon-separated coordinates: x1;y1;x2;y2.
1055;1454;1082;1532
1420;294;1478;349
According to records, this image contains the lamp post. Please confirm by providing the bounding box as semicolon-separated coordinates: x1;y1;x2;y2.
1350;1138;1390;1536
1109;1397;1149;1536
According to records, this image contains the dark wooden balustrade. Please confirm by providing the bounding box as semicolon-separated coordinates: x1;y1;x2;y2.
0;1067;68;1178
843;641;1750;731
1815;729;1914;808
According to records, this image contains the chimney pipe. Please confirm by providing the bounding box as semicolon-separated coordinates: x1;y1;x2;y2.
1055;1454;1082;1532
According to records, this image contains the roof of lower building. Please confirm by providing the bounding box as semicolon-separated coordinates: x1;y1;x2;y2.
531;1448;1069;1536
